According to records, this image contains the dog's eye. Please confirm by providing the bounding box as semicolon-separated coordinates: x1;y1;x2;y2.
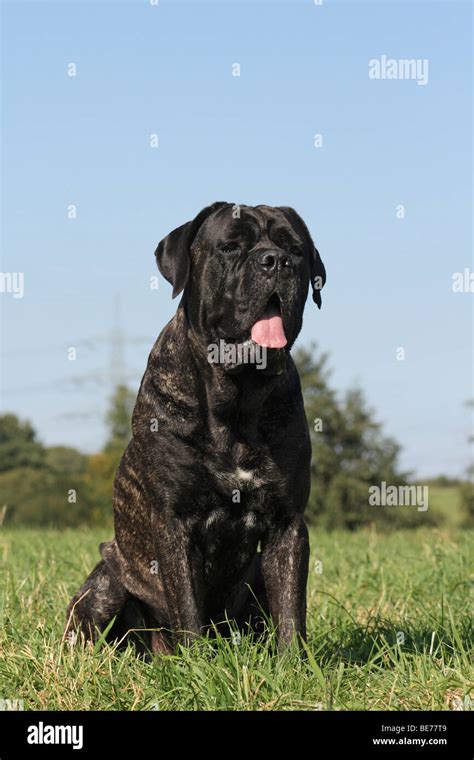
287;241;303;256
290;244;303;255
273;232;301;255
283;242;301;255
220;242;241;253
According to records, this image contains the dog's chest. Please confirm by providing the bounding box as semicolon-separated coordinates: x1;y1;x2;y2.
218;463;266;494
205;430;282;493
195;468;265;534
194;444;285;551
194;501;263;582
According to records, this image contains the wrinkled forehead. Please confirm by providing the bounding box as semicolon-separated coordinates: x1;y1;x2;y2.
196;205;298;244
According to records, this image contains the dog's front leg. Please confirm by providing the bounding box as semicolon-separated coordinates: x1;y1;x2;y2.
261;514;309;650
151;511;204;647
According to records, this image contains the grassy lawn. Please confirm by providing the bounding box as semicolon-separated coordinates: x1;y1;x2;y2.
0;526;472;711
426;486;464;529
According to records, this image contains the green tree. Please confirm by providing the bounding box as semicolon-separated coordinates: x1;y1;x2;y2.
0;467;92;527
0;414;45;472
294;345;419;529
45;445;87;475
0;417;94;526
104;384;135;455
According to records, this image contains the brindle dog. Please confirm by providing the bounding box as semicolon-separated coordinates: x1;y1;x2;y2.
65;203;326;653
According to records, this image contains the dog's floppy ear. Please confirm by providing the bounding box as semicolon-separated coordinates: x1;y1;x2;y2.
277;206;326;309
155;202;229;298
309;245;326;309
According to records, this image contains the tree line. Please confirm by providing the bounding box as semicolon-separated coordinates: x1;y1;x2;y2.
0;345;472;530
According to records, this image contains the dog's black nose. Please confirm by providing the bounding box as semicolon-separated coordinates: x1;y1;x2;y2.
256;250;290;272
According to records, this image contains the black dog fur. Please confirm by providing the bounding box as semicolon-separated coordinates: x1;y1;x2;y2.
65;203;326;654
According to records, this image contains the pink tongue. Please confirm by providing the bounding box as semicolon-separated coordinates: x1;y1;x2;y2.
251;305;287;349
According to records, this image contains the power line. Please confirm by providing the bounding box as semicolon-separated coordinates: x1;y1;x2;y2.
2;298;152;398
3;335;152;358
110;295;125;389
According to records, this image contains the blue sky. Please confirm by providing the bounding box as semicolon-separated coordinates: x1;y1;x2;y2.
1;0;472;477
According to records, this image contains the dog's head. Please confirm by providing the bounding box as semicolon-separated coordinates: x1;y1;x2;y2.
155;202;325;362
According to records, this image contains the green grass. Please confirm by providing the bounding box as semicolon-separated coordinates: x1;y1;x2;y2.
426;486;464;529
0;526;472;711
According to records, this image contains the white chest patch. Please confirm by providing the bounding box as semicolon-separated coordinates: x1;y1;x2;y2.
242;511;257;528
235;467;254;482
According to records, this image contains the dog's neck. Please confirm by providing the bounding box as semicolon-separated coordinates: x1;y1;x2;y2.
144;306;289;443
189;311;287;431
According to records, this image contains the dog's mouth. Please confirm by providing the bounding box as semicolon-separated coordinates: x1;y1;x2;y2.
250;293;287;349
